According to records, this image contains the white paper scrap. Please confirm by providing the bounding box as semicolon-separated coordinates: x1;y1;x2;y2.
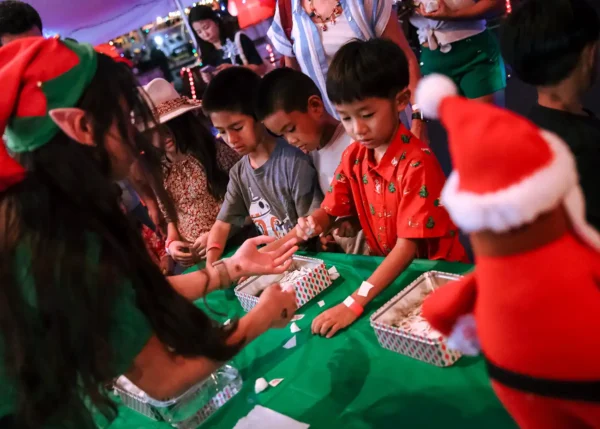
291;314;304;322
269;378;284;387
328;266;340;280
357;281;374;297
224;319;231;326
318;300;325;307
283;335;297;349
233;405;310;429
254;377;269;394
290;322;301;333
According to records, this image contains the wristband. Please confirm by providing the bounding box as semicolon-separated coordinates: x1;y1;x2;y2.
343;296;364;317
212;259;232;289
165;239;175;256
206;242;223;253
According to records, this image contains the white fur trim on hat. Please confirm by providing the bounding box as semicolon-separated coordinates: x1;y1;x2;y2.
415;74;458;119
441;130;600;251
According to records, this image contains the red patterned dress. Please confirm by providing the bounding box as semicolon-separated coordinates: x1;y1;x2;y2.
159;141;240;242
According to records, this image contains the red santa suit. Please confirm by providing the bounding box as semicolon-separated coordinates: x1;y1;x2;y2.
414;75;600;429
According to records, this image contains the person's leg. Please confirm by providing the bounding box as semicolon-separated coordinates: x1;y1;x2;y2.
458;30;507;105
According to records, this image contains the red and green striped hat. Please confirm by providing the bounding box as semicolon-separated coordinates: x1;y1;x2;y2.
0;37;97;191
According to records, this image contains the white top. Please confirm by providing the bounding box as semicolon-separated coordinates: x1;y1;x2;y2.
310;124;353;193
318;13;355;65
409;0;486;53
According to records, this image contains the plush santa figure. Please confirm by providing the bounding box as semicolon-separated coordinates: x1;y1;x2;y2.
415;75;600;429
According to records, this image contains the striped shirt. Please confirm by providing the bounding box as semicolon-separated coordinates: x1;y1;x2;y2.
268;0;393;117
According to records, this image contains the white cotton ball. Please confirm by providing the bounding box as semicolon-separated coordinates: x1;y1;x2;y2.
415;74;458;119
254;377;269;394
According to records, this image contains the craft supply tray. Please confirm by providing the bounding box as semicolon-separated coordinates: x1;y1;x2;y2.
114;365;242;428
234;255;331;312
370;271;463;367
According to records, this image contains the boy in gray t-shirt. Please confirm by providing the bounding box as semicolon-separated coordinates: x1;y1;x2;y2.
203;67;323;265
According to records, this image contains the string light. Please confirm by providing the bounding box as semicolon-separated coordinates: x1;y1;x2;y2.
186;68;197;100
266;44;276;65
505;0;512;14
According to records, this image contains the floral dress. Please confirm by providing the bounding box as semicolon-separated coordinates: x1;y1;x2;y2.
159;141;240;243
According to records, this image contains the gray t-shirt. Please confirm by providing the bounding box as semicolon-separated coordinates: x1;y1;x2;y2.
218;140;323;238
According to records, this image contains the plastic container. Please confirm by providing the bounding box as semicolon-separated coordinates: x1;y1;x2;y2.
114;364;242;428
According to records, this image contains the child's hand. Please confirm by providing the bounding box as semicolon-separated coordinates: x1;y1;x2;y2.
319;234;337;252
192;232;209;258
312;303;359;338
333;217;360;238
168;241;194;267
296;216;321;240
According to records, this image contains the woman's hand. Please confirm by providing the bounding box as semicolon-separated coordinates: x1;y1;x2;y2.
255;284;297;328
168;241;195;267
191;232;209;258
312;303;359;338
418;2;456;20
224;235;299;280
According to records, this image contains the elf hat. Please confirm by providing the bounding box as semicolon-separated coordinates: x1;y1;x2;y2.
0;37;97;191
415;74;600;251
142;78;202;125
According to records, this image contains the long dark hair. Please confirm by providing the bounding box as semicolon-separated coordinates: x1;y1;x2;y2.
164;112;230;200
188;5;235;66
0;54;239;428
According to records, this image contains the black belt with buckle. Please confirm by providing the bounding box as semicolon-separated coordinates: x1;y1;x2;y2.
485;355;600;402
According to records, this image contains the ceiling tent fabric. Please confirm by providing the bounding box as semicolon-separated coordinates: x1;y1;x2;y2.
28;0;198;45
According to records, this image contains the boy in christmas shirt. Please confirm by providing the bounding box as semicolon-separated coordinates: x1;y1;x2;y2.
297;39;467;338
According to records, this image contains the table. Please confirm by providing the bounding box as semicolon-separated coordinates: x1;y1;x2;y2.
109;252;517;429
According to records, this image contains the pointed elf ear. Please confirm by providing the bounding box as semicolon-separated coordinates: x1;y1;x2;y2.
49;108;95;146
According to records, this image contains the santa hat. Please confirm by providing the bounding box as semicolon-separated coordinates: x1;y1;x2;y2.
0;37;97;191
415;74;600;251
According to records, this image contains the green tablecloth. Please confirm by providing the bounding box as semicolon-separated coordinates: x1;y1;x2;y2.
110;252;517;429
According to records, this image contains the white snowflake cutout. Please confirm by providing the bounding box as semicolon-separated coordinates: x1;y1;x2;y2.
222;38;240;61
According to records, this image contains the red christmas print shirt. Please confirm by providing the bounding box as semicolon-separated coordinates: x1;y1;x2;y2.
321;124;467;261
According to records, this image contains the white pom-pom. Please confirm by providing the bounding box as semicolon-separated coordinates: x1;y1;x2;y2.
415;74;458;119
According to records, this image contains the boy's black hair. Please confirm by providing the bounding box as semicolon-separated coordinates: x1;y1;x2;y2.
255;68;322;121
203;67;260;118
0;1;42;37
500;0;600;86
326;38;409;105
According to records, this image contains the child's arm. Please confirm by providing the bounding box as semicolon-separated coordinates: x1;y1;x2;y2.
259;208;335;253
311;237;417;338
206;220;232;266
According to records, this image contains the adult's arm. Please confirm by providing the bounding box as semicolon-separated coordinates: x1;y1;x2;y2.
127;283;295;399
380;9;421;104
